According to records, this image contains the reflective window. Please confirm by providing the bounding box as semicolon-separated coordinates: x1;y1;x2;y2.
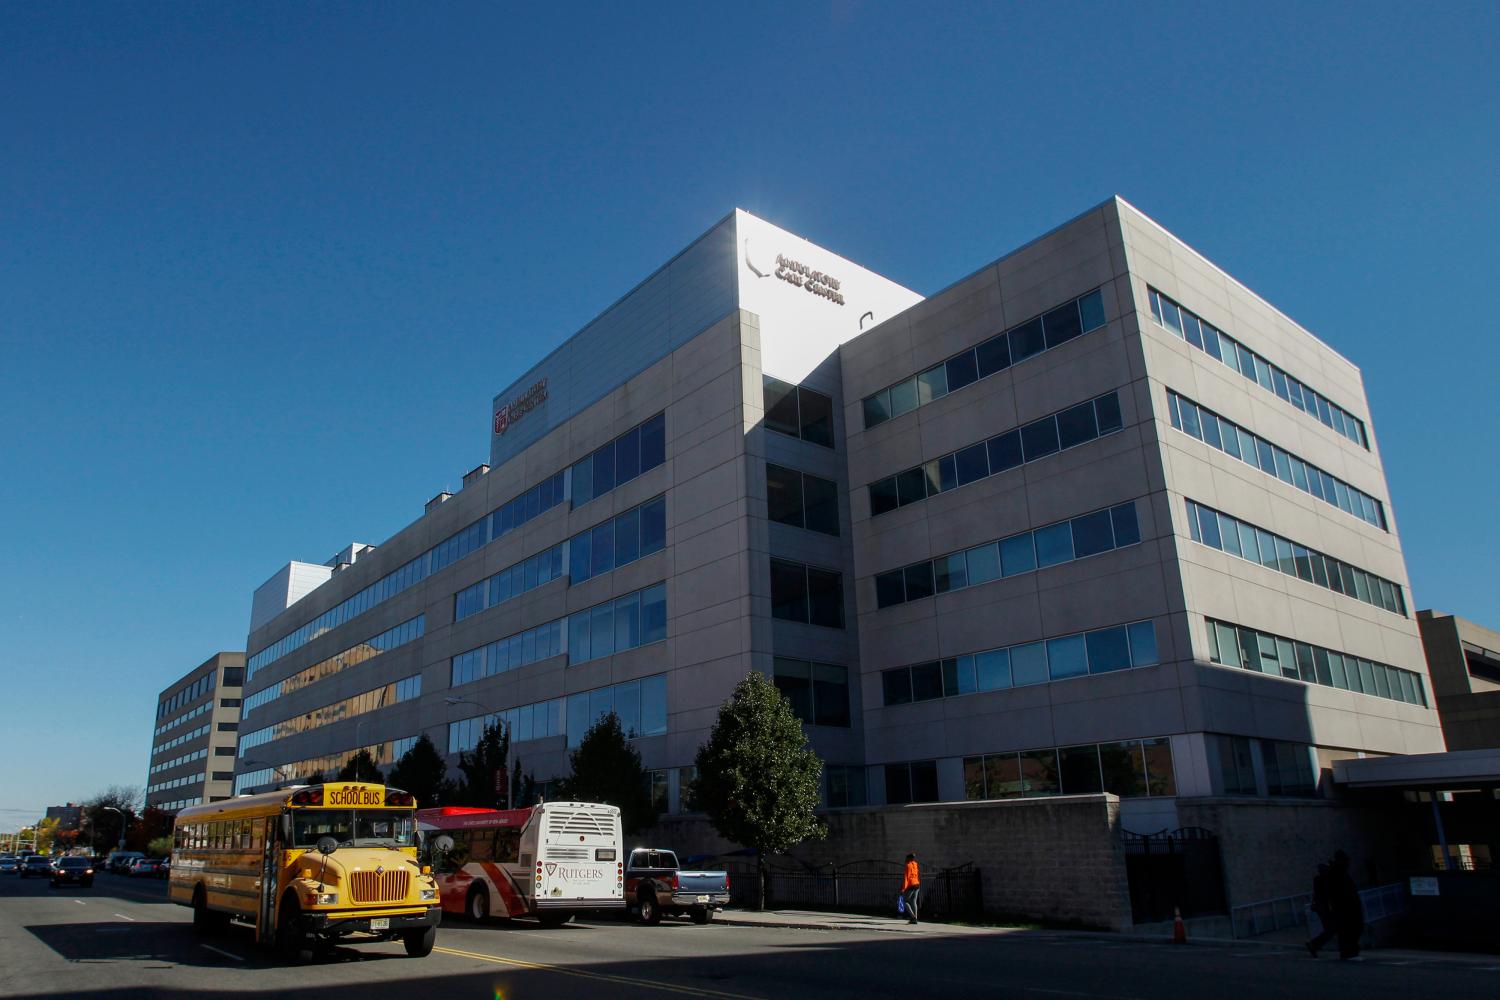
1148;288;1368;449
766;464;840;536
868;391;1125;517
572;413;667;508
1206;617;1426;709
243;616;425;718
568;583;668;665
763;376;836;448
863;289;1107;429
874;502;1141;609
771;559;845;628
568;496;668;585
881;620;1160;706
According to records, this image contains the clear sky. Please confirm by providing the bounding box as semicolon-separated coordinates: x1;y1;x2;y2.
2;3;1496;824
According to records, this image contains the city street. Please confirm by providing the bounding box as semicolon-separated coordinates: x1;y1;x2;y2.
1;873;1496;1000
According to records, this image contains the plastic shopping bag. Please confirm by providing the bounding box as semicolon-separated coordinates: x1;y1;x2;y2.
896;894;906;915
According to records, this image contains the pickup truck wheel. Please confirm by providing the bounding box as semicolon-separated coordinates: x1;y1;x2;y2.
637;892;662;926
691;906;712;925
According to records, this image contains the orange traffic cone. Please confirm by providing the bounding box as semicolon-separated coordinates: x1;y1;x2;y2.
1172;906;1187;945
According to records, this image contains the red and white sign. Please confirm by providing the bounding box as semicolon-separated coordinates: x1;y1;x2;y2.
494;379;548;435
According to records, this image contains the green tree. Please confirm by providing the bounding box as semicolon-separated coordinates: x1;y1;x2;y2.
691;671;825;909
386;734;456;807
147;835;174;858
453;721;510;808
336;749;384;784
558;712;653;835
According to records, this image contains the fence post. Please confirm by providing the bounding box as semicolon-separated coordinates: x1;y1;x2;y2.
833;866;840;909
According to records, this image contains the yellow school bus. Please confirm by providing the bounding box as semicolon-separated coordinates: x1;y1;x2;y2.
169;782;441;960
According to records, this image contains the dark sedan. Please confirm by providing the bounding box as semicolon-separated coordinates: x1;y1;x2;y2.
50;857;95;888
19;856;54;878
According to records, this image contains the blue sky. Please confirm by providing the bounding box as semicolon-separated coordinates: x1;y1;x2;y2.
2;3;1496;822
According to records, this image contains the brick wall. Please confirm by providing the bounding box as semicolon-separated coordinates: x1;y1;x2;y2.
645;793;1133;929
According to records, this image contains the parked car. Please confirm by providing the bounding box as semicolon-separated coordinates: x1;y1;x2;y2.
19;856;54;879
50;857;95;888
128;858;163;877
624;848;730;925
107;852;144;874
0;856;20;875
156;856;171;879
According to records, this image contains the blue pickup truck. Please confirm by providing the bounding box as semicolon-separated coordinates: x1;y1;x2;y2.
625;848;730;925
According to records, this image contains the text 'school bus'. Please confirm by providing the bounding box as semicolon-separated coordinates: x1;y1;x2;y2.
417;801;624;926
169;783;442;961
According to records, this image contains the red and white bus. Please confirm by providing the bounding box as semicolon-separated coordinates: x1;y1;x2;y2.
417;802;624;926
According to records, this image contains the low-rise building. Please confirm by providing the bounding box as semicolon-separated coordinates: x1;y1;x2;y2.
1417;609;1500;750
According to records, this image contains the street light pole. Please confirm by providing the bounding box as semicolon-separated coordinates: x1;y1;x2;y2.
98;806;126;852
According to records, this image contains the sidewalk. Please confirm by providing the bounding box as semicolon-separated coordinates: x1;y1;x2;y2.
713;909;1500;966
713;908;1026;936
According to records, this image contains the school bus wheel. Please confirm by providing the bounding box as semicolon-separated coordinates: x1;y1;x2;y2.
276;895;314;963
403;925;436;957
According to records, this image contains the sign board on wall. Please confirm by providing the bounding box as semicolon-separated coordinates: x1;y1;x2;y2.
735;210;923;385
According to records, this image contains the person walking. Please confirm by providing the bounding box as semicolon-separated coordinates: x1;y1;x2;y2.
900;852;921;925
1329;850;1365;961
1305;862;1335;957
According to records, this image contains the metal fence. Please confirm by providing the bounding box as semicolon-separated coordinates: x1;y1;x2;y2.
699;857;983;921
1230;883;1408;939
1120;827;1228;924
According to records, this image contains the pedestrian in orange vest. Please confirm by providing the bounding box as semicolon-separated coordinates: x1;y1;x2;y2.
901;852;921;925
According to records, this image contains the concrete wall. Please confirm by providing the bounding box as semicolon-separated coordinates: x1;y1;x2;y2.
647;795;1134;930
1175;796;1401;907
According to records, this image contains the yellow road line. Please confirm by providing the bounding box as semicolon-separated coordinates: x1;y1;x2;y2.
433;945;764;1000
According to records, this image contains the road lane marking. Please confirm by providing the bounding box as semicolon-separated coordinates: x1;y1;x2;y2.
73;900;86;906
433;945;763;1000
114;913;138;922
201;944;245;962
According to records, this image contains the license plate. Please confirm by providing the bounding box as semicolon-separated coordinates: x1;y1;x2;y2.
370;918;389;931
696;895;709;903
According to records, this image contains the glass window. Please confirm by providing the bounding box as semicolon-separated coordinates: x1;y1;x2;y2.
946;350;979;392
1020;749;1060;796
916;365;947;404
1059;744;1103;794
1034;522;1074;568
1086;627;1132;673
1078;290;1106;331
1143;738;1176;796
1179;398;1202;439
614;592;641;650
641;497;666;554
1043;301;1084;347
1010;318;1044;361
773;658;813;722
615;507;641;565
590;520;614;578
966;543;1001;586
1047;634;1089;679
616;426;641;483
884;764;913;805
1020;416;1060;461
1127;621;1159;665
1111;503;1140;547
641;675;667;735
770;560;808;622
864;390;891;429
641;413;666;471
641;584;667;644
1010;642;1048;686
807;568;844;628
909;761;940;803
975;649;1011;691
934;552;968;593
1101;741;1147;797
588;601;616;660
903;562;934;602
954;443;989;486
803;474;838;536
896;467;928;506
875;570;906;609
766;464;804;528
798;387;834;447
987;431;1023;473
1095;392;1124;434
882;669;912;706
764;376;800;437
911;661;943;701
1056;401;1098;449
937;454;957;493
975;334;1011;377
889;378;918;419
813;663;850;727
943;655;977;696
1071;509;1116;559
1000;533;1036;576
1181;313;1204;350
869;477;899;516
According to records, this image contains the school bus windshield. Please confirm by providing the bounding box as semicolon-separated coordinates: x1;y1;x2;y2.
291;809;417;848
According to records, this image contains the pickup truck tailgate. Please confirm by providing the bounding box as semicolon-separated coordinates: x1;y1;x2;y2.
677;870;729;895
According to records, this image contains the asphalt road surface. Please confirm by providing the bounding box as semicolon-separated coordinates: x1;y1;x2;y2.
1;871;1496;999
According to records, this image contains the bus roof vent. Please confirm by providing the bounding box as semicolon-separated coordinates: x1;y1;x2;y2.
551;809;613;837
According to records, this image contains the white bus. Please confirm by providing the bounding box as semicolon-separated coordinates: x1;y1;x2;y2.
418;802;623;926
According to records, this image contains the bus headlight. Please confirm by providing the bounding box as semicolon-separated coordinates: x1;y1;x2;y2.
311;892;338;906
420;888;437;901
